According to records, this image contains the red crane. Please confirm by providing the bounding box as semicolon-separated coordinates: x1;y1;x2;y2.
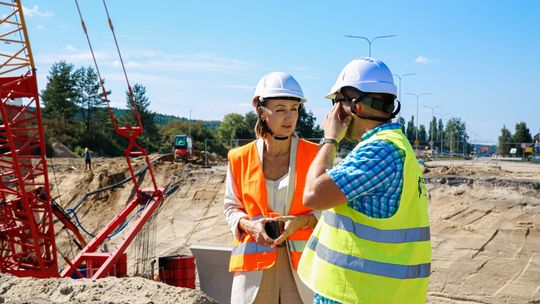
0;0;164;280
0;0;58;278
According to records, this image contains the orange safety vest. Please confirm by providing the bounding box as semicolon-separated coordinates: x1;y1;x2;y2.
228;138;318;272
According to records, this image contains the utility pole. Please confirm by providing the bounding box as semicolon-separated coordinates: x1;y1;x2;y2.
423;105;441;156
407;92;431;150
344;34;397;57
393;73;416;121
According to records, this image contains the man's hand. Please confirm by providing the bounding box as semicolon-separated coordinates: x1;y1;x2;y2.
239;217;274;247
323;102;352;142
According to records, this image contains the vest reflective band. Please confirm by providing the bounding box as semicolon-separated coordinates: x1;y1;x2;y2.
228;139;318;272
298;128;431;304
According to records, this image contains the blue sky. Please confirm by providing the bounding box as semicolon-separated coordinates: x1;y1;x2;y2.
17;1;540;143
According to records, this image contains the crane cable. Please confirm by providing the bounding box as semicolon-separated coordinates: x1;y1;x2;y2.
101;0;143;129
73;0;111;110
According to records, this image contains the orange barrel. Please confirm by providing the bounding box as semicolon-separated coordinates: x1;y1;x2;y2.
158;255;196;289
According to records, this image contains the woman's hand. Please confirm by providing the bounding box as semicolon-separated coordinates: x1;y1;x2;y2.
272;215;315;247
239;217;274;247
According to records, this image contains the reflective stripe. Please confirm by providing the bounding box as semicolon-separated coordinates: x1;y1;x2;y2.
323;211;430;243
231;242;274;256
308;236;430;279
287;240;307;252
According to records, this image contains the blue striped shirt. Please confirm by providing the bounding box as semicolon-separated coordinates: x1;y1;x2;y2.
315;122;405;304
328;122;405;218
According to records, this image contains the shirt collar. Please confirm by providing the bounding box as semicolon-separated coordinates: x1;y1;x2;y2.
361;122;402;141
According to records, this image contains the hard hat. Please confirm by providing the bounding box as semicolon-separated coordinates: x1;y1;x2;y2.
252;72;305;107
325;57;397;99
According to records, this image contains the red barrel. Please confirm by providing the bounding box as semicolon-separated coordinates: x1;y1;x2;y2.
159;255;196;289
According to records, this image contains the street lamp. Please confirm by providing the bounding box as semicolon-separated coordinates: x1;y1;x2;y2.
407;92;431;148
344;34;397;57
392;73;416;121
423;105;441;155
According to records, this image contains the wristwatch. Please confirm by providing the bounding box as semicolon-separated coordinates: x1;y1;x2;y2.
318;137;339;150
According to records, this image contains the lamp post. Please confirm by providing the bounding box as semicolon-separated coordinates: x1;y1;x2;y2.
407;92;431;149
188;109;192;138
344;34;397;57
392;73;416;121
423;105;441;155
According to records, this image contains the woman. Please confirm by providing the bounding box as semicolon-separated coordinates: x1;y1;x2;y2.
223;72;318;304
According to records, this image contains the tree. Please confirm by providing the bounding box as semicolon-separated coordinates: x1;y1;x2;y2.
418;124;427;144
445;118;468;155
74;66;109;133
512;122;532;156
41;61;79;122
512;122;532;145
438;118;444;151
406;115;415;142
428;116;438;144
125;83;158;151
218;113;250;140
397;117;406;134
296;106;323;139
498;125;513;155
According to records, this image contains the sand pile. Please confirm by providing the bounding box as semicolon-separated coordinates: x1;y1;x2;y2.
0;274;216;304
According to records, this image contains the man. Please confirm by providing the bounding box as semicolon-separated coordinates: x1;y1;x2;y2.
297;57;431;304
84;147;92;172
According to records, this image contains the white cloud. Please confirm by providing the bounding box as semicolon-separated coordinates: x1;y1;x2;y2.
63;45;77;52
112;60;142;68
22;5;53;18
415;55;439;65
36;24;45;30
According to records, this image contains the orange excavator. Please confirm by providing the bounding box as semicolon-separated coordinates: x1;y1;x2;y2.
0;0;164;279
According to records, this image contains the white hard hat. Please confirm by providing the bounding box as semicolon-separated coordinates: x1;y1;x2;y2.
252;72;305;107
325;57;397;99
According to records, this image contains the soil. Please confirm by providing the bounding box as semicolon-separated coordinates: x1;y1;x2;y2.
1;156;539;304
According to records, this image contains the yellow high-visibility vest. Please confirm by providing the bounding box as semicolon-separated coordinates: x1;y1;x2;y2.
298;128;431;304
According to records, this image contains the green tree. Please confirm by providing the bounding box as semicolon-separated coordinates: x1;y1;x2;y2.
498;125;513;155
397;116;406;133
406;115;415;142
296;106;323;139
74;66;109;133
41;61;79;122
125;83;158;151
218;113;250;140
512;122;532;145
428;116;438;144
445;118;468;155
418;124;427;144
512;122;532;155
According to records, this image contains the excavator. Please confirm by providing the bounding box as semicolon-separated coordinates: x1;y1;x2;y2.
0;0;165;279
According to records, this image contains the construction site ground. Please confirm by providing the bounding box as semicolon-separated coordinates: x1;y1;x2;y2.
1;156;539;303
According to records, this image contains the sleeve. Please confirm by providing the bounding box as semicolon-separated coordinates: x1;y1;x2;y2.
327;140;400;202
223;164;248;240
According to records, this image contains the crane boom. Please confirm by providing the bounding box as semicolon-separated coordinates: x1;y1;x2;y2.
0;0;58;278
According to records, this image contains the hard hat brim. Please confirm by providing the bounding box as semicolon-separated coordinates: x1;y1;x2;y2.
324;81;397;100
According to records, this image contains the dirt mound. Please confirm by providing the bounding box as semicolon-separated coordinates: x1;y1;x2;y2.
0;274;216;304
49;138;79;158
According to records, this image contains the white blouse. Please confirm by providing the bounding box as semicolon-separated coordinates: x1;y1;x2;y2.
223;136;313;304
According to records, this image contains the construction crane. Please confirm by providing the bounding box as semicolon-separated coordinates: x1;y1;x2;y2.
0;0;164;280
